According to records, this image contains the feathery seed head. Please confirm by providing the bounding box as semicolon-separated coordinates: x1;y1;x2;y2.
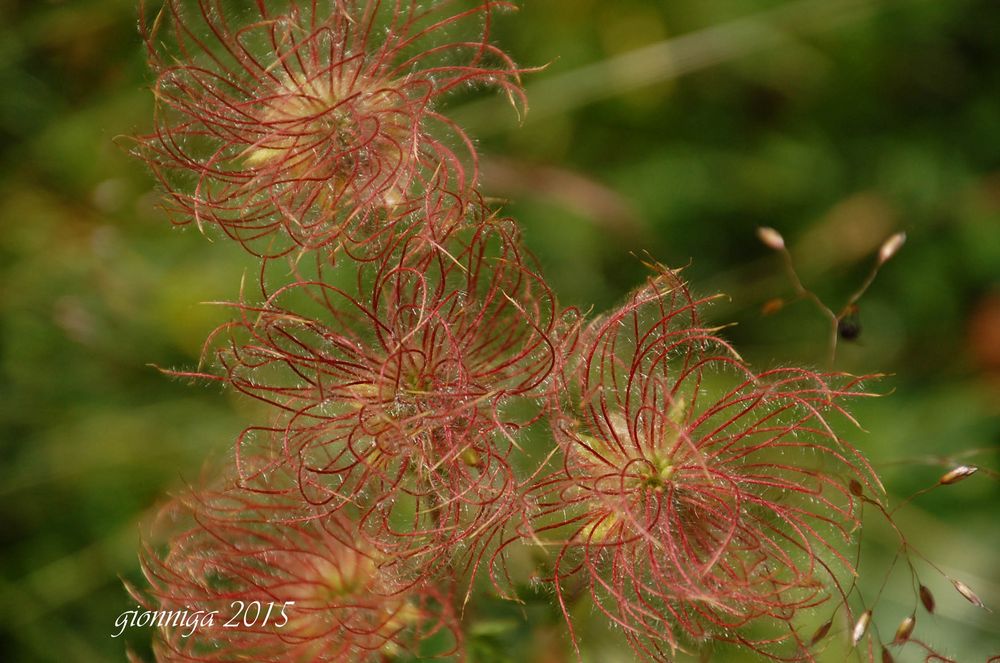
139;0;524;254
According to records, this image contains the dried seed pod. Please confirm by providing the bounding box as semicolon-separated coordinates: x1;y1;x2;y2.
809;619;833;646
951;579;989;610
878;232;907;264
849;479;865;497
894;614;915;643
881;647;896;663
757;226;785;251
939;465;978;485
852;610;872;647
919;584;936;613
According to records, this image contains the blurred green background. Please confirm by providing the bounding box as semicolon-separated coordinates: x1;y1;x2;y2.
1;0;997;660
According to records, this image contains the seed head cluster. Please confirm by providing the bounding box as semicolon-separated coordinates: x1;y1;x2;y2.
134;2;886;661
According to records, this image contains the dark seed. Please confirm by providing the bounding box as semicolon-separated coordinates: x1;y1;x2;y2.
919;585;935;613
809;620;832;646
